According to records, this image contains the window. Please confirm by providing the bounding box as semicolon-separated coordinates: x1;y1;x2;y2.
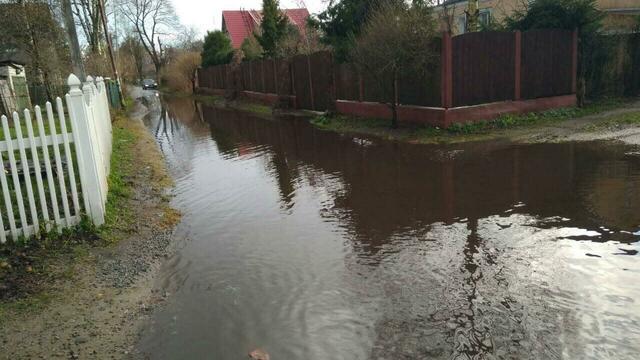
479;9;492;28
457;15;467;34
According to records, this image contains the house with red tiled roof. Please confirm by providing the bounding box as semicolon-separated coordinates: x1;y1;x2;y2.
222;8;310;49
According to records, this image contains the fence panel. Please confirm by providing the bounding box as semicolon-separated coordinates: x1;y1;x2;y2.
216;65;222;89
398;39;441;107
309;51;334;111
213;66;221;89
521;29;574;99
0;74;114;242
292;55;313;109
263;59;276;94
398;63;442;107
239;62;250;91
452;31;516;107
276;59;292;96
211;66;219;89
362;70;393;103
334;63;360;101
249;60;263;93
197;68;206;88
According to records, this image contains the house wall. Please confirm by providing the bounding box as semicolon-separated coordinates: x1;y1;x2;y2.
437;0;527;34
600;0;640;32
437;0;640;35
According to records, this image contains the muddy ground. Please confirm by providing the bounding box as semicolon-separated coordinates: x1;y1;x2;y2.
507;100;640;145
0;100;179;359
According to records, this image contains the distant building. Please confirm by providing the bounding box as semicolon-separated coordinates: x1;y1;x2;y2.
221;8;310;49
0;49;30;114
436;0;640;35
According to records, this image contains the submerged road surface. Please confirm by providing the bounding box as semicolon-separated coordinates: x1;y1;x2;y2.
135;94;640;359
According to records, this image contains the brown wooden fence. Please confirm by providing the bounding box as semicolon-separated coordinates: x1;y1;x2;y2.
452;31;515;107
521;29;575;99
197;29;577;112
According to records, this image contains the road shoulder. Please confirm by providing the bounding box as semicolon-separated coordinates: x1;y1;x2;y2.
0;100;179;359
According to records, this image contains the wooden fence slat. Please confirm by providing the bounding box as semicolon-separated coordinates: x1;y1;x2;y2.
16;110;39;236
57;97;80;217
47;102;71;226
37;105;62;228
0;116;15;241
4;113;28;237
27;107;50;226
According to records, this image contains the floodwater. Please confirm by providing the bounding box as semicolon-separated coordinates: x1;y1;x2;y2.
136;94;640;359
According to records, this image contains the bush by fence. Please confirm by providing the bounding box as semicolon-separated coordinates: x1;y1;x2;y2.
198;29;581;113
0;75;113;243
584;33;640;99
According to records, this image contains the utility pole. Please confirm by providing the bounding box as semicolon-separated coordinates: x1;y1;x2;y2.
61;0;85;80
98;0;124;106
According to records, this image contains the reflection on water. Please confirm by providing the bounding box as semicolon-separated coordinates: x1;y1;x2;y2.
136;95;640;359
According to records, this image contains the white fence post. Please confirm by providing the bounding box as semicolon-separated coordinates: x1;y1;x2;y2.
95;76;113;175
65;74;106;225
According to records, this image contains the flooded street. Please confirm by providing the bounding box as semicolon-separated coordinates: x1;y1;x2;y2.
136;94;640;359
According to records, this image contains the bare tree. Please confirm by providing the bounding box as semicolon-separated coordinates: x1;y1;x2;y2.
351;2;439;128
118;35;146;81
0;1;71;99
119;0;178;80
62;0;86;79
71;0;105;53
440;1;459;33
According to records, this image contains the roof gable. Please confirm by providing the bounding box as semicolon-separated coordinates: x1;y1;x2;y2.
222;8;310;49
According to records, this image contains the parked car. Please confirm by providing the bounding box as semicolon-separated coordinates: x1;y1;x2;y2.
142;79;158;90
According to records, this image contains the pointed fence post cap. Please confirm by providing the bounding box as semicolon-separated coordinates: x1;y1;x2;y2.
68;74;82;89
86;75;94;83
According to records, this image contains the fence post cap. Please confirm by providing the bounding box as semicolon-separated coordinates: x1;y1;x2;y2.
68;74;82;88
96;76;104;82
86;75;94;84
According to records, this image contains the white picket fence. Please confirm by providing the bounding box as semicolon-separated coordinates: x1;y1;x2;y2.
0;74;113;243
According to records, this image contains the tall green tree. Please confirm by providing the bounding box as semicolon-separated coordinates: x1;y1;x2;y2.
201;31;233;66
256;0;288;58
309;0;373;62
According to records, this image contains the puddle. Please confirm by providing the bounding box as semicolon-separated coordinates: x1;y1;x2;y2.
136;95;640;359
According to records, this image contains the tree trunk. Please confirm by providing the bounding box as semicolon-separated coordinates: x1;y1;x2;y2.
154;62;162;83
191;69;197;94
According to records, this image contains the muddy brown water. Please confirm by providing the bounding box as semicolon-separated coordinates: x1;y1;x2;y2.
135;95;640;359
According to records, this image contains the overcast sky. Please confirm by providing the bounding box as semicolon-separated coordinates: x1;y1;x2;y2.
172;0;328;36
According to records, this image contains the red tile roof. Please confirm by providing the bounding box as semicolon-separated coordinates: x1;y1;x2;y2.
222;8;310;49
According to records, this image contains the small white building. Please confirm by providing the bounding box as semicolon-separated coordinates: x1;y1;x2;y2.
0;50;31;114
